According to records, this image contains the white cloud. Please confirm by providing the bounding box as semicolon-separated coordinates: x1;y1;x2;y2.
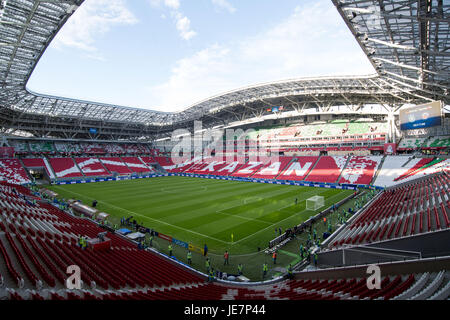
164;0;180;10
173;12;196;40
149;0;196;41
148;44;232;110
211;0;236;13
52;0;138;54
146;1;374;112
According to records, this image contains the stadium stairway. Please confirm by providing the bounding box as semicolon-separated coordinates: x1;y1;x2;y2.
118;156;134;173
274;157;297;180
43;157;57;180
305;156;348;183
98;156;112;176
335;156;351;184
72;157;86;177
401;156;414;168
302;155;321;181
370;155;386;185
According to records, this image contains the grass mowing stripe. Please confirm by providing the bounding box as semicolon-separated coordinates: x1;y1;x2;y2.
163;185;283;227
49;177;353;255
166;183;307;223
220;188;340;225
228;191;350;245
219;187;325;215
146;183;288;219
51;185;231;244
117;179;274;213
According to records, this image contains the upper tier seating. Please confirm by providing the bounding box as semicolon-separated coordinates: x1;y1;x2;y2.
75;158;111;177
103;144;125;154
305;156;348;183
81;143;106;154
425;136;450;149
48;158;83;178
28;142;55;154
0;159;31;184
398;138;426;150
338;156;383;185
22;141;155;156
122;144;150;154
54;142;83;155
9;141;29;154
243;121;387;146
99;157;133;175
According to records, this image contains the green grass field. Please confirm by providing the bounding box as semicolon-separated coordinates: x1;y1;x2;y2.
48;176;353;255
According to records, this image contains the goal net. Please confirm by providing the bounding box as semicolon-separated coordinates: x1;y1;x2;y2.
306;195;324;211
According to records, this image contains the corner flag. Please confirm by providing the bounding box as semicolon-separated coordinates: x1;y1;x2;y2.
231;233;234;242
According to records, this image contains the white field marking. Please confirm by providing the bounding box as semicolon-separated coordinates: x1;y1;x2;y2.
214;208;273;226
215;186;300;213
51;185;230;244
111;176;224;189
243;196;263;205
98;178;229;202
160;185;209;194
140;180;264;211
201;186;337;232
217;186;322;214
53;184;350;246
211;187;341;241
230;191;349;245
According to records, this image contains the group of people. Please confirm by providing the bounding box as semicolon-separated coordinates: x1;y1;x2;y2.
77;235;88;250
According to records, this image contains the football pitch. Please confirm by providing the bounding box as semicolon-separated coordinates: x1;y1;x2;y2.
48;176;353;255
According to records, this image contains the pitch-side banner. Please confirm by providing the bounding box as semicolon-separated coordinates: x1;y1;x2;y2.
399;101;442;130
384;143;397;155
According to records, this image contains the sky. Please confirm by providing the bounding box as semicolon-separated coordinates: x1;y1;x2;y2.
27;0;375;113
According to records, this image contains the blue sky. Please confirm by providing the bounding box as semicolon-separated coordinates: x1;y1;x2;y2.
27;0;375;112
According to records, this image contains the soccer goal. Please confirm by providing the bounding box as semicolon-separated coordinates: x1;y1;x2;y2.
306;195;324;211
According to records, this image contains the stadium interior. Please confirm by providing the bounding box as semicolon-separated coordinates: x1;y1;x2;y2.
0;0;449;302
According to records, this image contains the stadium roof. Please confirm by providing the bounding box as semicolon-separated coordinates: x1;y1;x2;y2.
0;0;448;139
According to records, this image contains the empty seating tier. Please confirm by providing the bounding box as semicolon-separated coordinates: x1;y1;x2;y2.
75;158;111;177
305;156;347;183
330;173;450;248
338;156;383;185
48;158;83;179
99;157;133;175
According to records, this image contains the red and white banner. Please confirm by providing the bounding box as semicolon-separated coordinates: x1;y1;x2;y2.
384;143;397;155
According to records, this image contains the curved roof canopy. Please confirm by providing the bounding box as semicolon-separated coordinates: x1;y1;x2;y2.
0;0;448;138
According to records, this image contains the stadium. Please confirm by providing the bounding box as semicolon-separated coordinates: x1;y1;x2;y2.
0;0;449;304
